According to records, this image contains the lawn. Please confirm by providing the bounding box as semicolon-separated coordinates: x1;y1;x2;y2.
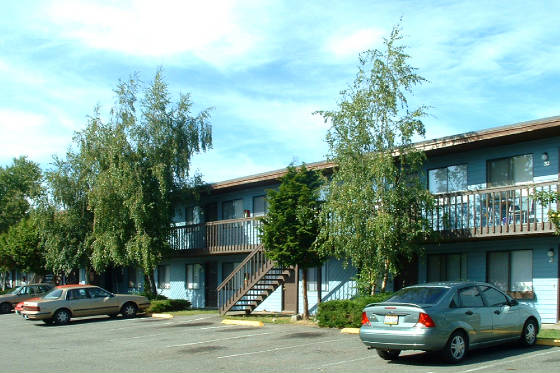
538;328;560;340
168;309;219;316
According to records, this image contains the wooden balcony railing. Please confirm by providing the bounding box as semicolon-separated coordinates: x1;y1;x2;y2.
427;181;558;239
170;217;263;254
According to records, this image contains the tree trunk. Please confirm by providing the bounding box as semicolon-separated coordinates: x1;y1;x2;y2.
317;265;322;305
381;259;389;292
145;271;157;297
302;269;309;320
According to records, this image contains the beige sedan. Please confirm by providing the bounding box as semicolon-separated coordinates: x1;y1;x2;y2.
0;284;54;313
22;285;150;325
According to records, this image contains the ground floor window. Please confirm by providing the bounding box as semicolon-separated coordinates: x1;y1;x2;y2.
487;250;533;296
307;262;328;292
186;264;202;289
157;265;170;289
427;253;467;282
127;266;137;289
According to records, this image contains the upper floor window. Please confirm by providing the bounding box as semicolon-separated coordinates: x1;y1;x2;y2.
222;199;243;220
487;154;533;188
253;195;268;216
428;164;467;194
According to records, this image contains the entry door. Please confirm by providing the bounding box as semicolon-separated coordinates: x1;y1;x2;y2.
205;262;218;308
282;268;298;313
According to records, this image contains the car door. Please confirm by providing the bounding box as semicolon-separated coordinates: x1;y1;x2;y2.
457;286;494;343
86;287;120;315
479;285;521;340
66;288;93;316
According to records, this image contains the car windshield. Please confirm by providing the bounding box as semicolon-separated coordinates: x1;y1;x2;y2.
10;286;23;295
43;288;63;299
386;286;448;305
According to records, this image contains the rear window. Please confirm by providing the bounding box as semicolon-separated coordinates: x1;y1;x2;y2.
385;286;448;305
43;289;63;299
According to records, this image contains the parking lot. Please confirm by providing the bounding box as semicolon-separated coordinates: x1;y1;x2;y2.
2;312;559;373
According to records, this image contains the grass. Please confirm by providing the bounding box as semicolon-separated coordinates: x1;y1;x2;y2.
225;314;294;324
538;328;560;339
167;309;219;316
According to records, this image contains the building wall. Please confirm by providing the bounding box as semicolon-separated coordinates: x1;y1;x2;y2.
423;137;559;189
419;237;559;323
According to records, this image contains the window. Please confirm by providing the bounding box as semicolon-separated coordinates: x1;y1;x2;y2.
428;164;467;194
253;196;268;216
185;264;201;289
479;286;508;307
87;287;112;298
427;254;467;282
157;265;170;289
487;154;533;187
487;250;533;293
387;286;448;305
458;286;484;307
221;262;241;281
185;206;201;225
67;288;90;300
222;199;243;220
204;203;218;222
307;262;328;292
127;266;137;289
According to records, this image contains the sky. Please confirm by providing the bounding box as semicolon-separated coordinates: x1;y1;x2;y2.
1;0;560;183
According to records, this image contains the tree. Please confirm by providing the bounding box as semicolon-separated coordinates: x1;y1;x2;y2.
260;164;325;319
535;190;560;234
42;69;212;294
316;25;433;294
0;156;42;288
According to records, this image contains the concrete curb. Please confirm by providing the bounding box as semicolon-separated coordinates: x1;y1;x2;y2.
222;319;264;327
340;328;360;334
151;313;174;319
536;338;560;347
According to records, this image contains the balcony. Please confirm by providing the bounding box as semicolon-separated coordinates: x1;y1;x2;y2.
170;217;263;255
427;181;558;240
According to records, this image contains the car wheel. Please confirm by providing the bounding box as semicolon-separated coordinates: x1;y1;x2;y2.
0;302;12;314
376;349;401;360
121;302;137;318
520;319;538;346
442;330;467;363
53;309;71;325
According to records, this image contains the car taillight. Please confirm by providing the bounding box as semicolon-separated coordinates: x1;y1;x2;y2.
417;312;435;327
361;311;371;326
24;306;40;312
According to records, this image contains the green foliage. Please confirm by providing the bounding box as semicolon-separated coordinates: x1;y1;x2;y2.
316;293;392;328
535;190;560;234
0;216;44;275
316;24;433;294
148;299;191;313
261;164;325;269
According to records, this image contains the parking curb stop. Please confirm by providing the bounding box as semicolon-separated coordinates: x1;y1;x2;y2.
340;328;360;334
222;319;264;327
536;338;560;347
151;313;173;319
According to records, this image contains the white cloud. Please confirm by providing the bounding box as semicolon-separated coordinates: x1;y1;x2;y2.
327;28;385;58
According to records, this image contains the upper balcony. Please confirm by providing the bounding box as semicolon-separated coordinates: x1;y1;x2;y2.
169;181;559;255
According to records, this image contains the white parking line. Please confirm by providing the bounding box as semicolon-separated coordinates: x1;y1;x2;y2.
167;332;272;348
216;339;340;359
462;349;560;373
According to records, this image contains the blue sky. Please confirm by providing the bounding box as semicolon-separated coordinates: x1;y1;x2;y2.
1;0;559;182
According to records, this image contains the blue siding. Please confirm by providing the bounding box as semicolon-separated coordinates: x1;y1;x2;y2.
419;237;559;323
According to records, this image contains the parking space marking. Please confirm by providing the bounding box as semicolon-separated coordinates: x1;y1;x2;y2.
167;332;272;348
216;339;340;359
199;325;234;330
462;349;560;373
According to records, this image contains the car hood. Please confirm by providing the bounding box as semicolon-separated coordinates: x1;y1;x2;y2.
0;294;16;302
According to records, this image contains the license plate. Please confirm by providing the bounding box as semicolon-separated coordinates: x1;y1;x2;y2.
384;314;398;325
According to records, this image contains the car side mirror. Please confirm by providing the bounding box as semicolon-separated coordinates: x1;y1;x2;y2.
508;299;518;307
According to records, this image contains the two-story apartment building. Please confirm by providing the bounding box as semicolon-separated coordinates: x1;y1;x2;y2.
113;116;559;323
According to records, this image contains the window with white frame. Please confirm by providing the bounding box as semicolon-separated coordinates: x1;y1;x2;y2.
157;265;170;289
487;154;533;187
487;250;533;293
428;164;467;194
307;262;328;292
185;264;201;289
253;196;267;216
427;253;467;282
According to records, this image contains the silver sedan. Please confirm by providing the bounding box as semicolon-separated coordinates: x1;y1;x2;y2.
359;281;540;363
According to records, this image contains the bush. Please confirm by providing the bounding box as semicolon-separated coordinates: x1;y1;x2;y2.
148;299;191;313
317;293;392;328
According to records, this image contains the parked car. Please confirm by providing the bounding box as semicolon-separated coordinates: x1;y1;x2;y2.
15;297;40;315
22;284;150;325
0;284;54;313
360;281;541;363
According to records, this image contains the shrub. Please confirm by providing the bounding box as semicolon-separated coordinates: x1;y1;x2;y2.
148;299;191;313
317;293;392;328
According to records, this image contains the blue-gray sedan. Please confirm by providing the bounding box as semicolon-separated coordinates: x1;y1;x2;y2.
359;282;540;363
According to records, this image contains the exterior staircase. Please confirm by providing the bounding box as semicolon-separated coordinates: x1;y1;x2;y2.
217;245;291;315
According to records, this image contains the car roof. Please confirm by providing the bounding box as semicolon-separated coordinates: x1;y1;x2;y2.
55;284;96;289
407;281;492;289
